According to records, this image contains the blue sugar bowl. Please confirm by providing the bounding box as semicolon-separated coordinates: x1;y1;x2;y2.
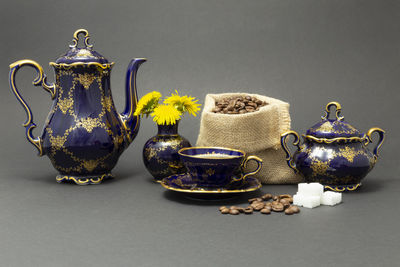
281;102;385;192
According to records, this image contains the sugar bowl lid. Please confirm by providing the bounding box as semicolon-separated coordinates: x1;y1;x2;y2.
54;29;109;64
305;102;363;140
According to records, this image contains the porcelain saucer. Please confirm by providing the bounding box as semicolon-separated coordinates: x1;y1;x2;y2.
160;173;261;198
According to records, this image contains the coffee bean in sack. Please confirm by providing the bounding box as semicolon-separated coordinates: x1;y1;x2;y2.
212;95;267;114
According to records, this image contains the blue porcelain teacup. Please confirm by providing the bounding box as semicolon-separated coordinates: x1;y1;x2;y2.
178;147;263;188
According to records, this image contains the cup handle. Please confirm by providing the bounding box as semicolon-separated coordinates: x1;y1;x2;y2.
232;155;263;182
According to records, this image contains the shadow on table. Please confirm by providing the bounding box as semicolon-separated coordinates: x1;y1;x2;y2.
162;189;263;206
26;168;141;185
351;177;383;193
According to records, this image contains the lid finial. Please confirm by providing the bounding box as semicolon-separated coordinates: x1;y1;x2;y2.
69;29;93;49
321;101;344;121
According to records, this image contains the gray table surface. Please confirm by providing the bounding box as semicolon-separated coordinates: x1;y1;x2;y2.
1;0;399;266
0;154;398;267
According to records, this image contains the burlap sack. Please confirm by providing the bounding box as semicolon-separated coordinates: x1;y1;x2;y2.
196;93;303;184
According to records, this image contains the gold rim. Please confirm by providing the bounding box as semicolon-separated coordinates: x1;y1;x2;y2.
178;146;246;159
160;178;261;194
49;62;115;69
324;183;361;192
56;173;113;185
303;134;366;144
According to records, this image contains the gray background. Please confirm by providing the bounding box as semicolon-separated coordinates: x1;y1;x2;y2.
0;0;399;266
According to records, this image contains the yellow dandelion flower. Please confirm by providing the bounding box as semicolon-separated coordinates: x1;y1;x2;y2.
164;90;201;116
151;104;182;125
134;91;162;116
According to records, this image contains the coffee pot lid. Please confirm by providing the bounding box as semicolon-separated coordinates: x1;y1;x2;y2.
55;29;109;64
305;102;363;139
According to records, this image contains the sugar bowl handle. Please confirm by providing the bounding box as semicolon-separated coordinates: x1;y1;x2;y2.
9;59;56;156
280;131;301;173
365;127;385;161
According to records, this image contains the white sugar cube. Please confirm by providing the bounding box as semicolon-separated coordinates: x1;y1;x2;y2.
333;192;342;204
297;182;323;196
294;182;342;209
321;191;342;206
297;183;308;194
301;195;321;208
309;183;324;196
293;193;308;206
293;194;321;208
293;193;304;206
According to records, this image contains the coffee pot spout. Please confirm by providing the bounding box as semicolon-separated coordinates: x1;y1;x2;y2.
120;58;147;144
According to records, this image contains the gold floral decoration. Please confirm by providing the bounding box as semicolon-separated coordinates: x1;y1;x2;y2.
103;96;113;112
77;117;102;133
144;147;158;160
310;159;330;177
206;169;216;176
76;49;92;57
76;73;96;89
339;146;363;163
58;98;74;114
316;121;334;132
49;135;67;149
83;160;98;172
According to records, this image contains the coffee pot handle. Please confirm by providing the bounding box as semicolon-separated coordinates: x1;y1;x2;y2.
232;155;263;181
365;127;385;161
280;131;301;173
9;60;56;156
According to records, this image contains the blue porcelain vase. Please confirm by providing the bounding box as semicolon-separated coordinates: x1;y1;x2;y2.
281;102;385;192
9;29;146;185
143;121;191;181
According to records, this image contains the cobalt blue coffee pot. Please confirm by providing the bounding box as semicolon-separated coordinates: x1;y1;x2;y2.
9;29;146;185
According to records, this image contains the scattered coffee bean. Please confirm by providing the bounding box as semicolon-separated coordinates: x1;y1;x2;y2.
229;209;240;215
271;201;280;206
237;207;245;213
285;208;294;215
218;193;299;216
220;208;230;214
271;202;285;212
261;193;273;201
248;197;263;203
252;202;265;211
212;95;268;114
280;198;291;208
261;208;271;214
289;205;300;214
244;207;254;214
